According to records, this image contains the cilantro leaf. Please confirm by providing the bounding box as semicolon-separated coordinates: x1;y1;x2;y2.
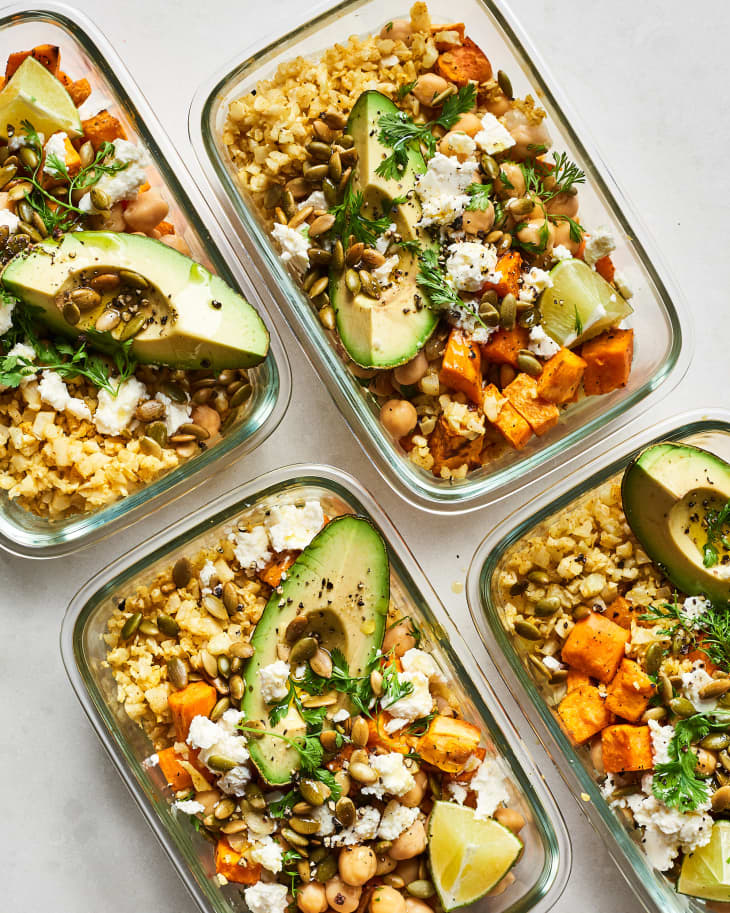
702;500;730;568
653;712;730;811
328;182;391;247
465;183;493;212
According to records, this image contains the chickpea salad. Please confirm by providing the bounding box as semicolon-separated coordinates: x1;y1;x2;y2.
496;441;730;902
224;1;635;482
105;501;529;911
0;42;268;520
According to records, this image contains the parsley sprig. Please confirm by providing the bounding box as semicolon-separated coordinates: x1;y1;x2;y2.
702;499;730;568
465;182;493;212
328;182;391;247
416;247;488;330
520;150;585;205
376;84;477;180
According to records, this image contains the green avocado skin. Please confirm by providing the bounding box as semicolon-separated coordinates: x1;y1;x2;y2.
242;514;390;784
622;442;730;603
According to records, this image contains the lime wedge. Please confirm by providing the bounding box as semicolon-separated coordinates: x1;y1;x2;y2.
427;801;522;911
540;258;632;348
678;821;730;901
0;56;82;140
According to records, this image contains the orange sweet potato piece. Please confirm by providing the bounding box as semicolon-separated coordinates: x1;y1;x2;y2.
67;77;91;107
367;714;417;755
155;219;175;236
168;681;217;741
482;383;533;449
430;22;466;49
687;638;721;676
605;659;655;723
581;329;634;396
258;552;296;587
595;255;615;284
561;612;630;684
537;347;587;404
215;839;261;885
480;326;529;367
604;595;640;630
436;36;492;86
602;724;653;774
566;670;591;692
81;109;127;150
503;373;559;436
429;415;484;474
481;250;522;299
416;715;481;773
5;44;60;80
439;328;482;405
157;747;193;790
557;684;613;744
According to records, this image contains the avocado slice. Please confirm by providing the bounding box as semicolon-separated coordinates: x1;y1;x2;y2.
242;515;389;784
622;442;730;602
2;231;269;370
330;91;438;368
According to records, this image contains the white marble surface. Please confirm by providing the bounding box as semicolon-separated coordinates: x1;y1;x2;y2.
1;0;727;910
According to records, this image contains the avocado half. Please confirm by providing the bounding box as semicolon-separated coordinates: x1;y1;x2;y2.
622;442;730;603
242;515;390;785
330;91;438;368
2;231;269;370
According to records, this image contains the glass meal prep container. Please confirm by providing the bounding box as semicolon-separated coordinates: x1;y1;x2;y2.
466;410;730;913
61;464;570;913
0;3;290;558
189;0;689;513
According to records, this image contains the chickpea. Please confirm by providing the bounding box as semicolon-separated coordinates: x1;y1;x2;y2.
326;876;362;913
382;618;417;657
370;885;407;913
588;735;605;777
380;18;412;41
494;163;525;199
123;191;169;233
438;131;476;162
483;89;510;117
405;900;434;913
394;858;420;884
494;806;525;834
510;193;544;222
339;846;378;887
502;108;552;162
388;821;427;860
159;232;191;255
371;372;394;398
376;854;398;876
380;399;417;438
394;352;428;386
516;218;555;253
551;219;581;255
412;73;449;107
348;360;378;380
400;770;428;808
546;190;579;219
450;112;482;137
487;871;515;897
191;403;222;438
297;883;328;913
462;203;495;235
91;202;125;232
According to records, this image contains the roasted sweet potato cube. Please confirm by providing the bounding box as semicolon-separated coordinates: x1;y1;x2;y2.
417;715;481;773
481;250;522;299
258;552;296;587
429;414;484;475
45;136;81;177
558;684;613;744
480;326;529;367
157;747;193;790
67;76;91;107
604;595;639;630
435;36;492;86
566;670;592;692
430;22;466;49
367;714;417;755
602;724;653;773
561;612;629;683
5;44;60;80
595;255;615;283
81;109;127;150
215;839;261;885
581;328;634;396
605;659;655;722
537;347;587;404
168;681;217;741
503;373;559;436
482;384;533;450
439;328;482;405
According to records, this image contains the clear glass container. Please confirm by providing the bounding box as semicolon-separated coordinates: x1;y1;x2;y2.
0;3;291;558
466;409;730;913
189;0;690;513
61;464;571;913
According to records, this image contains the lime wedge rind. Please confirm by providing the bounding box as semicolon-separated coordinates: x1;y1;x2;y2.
0;56;82;140
678;821;730;902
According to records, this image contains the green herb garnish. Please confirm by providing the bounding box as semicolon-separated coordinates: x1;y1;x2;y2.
703;500;730;568
465;182;493;211
573;304;583;336
416;247;488;329
328;182;391;246
397;80;417;100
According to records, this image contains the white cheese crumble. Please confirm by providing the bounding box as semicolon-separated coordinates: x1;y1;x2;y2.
441;131;477;159
415;152;478;227
38;370;91;420
447;781;468;805
7;342;35;361
250;835;284;873
528;326;560;359
258;660;291;704
186;714;249;768
614;270;633;299
401;648;445;682
681;663;718;713
244;882;289;913
0;293;16;335
154;391;192;436
311;804;336;835
0;209;20;235
8;131;44;151
583;226;616;268
711;564;730;580
326;806;381;846
232;524;272;571
79;139;151;211
298;190;327;212
472;756;509;820
174;798;205;815
375;223;397;255
474;113;516;155
142;752;159;769
552;244;573;261
272;222;310;273
373;254;400;286
331;708;350;723
683;596;711;625
445;240;498;292
362;752;416;798
518;266;553;303
265;500;324;552
199;560;217;588
378;801;420;840
43;131;69;175
218;764;251;796
383;667;434;733
93;375;147;436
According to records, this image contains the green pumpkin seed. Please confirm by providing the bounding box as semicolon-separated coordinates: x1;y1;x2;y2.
119;313;146;341
300;778;330;807
328;151;342;183
315;855;338;883
281;190;297;219
514;620;542;641
229;674;244;703
121;612;142;640
158;613;180;638
644;642;664;677
345;268;361;295
518;307;541;329
210;697;231;722
610;784;640;799
478;300;499;326
528;654;550;680
165;656;187;689
497;69;514;99
307;140;332;161
319;303;335;330
207;753;238;772
308;247;332;268
527;570;550;585
161;381;186;403
658;672;674;705
79;141;94;168
309;275;329;299
499;293;516;330
148;420;168;448
138;619;159;637
534;596;560;616
0;163;18;188
720;750;730;771
19;146;38;171
359;269;379;299
264;184;283;209
218;655;231;678
18;220;42;243
550;668;568;684
203;594;228;621
712;785;730;812
290;636;318;665
322;177;339;207
701;733;730;751
669;697;696;718
641;706;667;723
335;796;356;826
290;816;321;835
330;239;344;272
351;716;369;748
172;556;192;588
480;153;499;181
139;436;162;458
228;383;251;408
517;350;543;377
62;300;81;325
699;679;730;700
71;287;102;311
17;200;33;223
572;605;591;621
281;827;309;848
91;187;111;211
303;163;329;182
510;580;528;596
407;881;435;899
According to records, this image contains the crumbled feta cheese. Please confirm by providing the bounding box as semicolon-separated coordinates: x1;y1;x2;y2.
311;803;336;835
142;753;159;769
154;391;192;436
331;708;350;723
518;266;553;304
38;370;91;420
472;756;509;820
272;222;310;273
258;660;291;704
327;806;381;846
614;270;633;299
445;240;498;292
375;223;397;254
251;835;284;873
265;500;324;552
0;209;20;235
542;654;564;672
218;764;251;796
77;93;113;120
378;801;420;839
416;152;478;227
683;596;711;625
174;799;205;815
447;782;468;805
9;131;44;151
681;663;718;712
583;226;616;268
648;719;674;766
233;524;272;571
43;132;69;175
552;244;573;261
199;560;217;588
187;714;249;768
439;395;485;441
373;254;400;286
401;648;445;682
474;113;516;155
7;342;35;360
711;564;730;580
362;752;416;798
244;882;289;913
528;326;560;358
299;190;327;211
440;131;477;159
383;669;434;732
0;292;15;335
93;375;147;435
79;139;151;211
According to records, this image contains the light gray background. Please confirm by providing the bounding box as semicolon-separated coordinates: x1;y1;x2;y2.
1;1;726;911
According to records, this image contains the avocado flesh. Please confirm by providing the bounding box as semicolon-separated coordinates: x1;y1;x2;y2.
622;442;730;602
330;91;438;368
1;231;269;370
242;515;390;785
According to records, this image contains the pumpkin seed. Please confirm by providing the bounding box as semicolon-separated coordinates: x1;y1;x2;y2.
322;177;339;207
281;190;297;219
318;304;335;330
71;285;101;311
323;109;347;129
207;754;238;772
210;697;231;722
285;615;308;643
285;177;309;201
407;881;435;899
534;596;560;616
310;648;333;678
511;196;535;217
160;380;185;403
136;399;165;422
319;729;339;752
290;636;318;665
19;146;38;170
303;163;328;182
313;120;335;143
300;778;331;806
658;672;674;705
550;668;568;684
700;679;730;700
641;706;667;723
497;232;513;253
370;669;383;696
479;152;499;181
119;313;146;341
309;247;332;267
345;268;361;295
172;556;192;587
478;300;499;326
712;785;730;812
95;308;121;332
201;649;219;678
373;840;393;856
293;801;313;816
516;350;543;377
669;696;696;718
18;220;42;242
701;733;730;751
307;140;332;161
221;818;248;835
203;594;229;621
17;200;33;223
179;422;210;441
289;206;313;229
7;181;31;201
315;855;338;883
499;293;516;330
572;605;591;621
328;150;342;182
346;242;364;266
361;248;386;269
230;384;252;408
496;69;514;99
528;654;550;680
518;307;541;329
338;166;353;191
291;816;321;835
229;674;244;703
121;612;142;640
218;655;231;678
79;141;94;168
527;570;550;585
610;784;640;799
359;269;380;298
91;187;111;211
431;85;457;106
330;239;344;272
335;796;356;826
230;641;254;660
0;164;18;188
486;229;503;244
158;613;180;638
349;761;377;784
212;675;230;695
514;620;542;641
309;275;329;299
62;300;81;325
148;420;168;448
339;133;355;149
281;827;309;848
644;642;664;676
222;581;239;614
351;716;369;748
139;619;159;636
